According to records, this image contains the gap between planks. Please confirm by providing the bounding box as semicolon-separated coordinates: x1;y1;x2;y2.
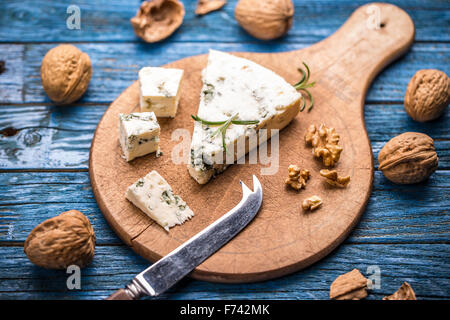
0;40;449;45
1;241;449;248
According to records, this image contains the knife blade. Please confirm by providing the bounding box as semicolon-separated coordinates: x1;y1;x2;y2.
107;175;263;300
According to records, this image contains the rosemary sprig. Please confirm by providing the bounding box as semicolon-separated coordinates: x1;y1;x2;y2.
293;62;315;112
192;113;259;152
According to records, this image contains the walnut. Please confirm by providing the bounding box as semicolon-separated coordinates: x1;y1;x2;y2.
234;0;294;40
24;210;96;269
302;195;322;211
40;44;92;105
383;282;417;300
404;69;449;122
285;165;310;190
330;269;371;300
195;0;226;15
130;0;185;43
305;124;343;167
378;132;438;184
320;169;350;187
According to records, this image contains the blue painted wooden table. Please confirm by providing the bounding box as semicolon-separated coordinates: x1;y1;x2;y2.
0;0;449;300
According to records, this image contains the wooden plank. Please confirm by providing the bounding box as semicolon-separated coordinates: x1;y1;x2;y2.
0;202;121;244
0;244;448;299
0;0;449;43
0;45;23;102
0;170;448;244
0;104;448;170
0;42;449;104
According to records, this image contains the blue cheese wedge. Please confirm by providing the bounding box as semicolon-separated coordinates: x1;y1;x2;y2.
139;67;184;117
188;50;302;184
119;112;160;162
126;170;194;231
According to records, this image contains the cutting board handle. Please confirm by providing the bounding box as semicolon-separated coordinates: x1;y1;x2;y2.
290;2;415;99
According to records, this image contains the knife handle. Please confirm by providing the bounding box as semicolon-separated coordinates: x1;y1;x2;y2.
106;289;134;300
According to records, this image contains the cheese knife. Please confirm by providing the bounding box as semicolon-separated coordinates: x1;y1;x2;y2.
106;175;263;300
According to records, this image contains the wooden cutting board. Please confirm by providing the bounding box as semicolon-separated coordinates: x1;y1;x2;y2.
89;3;414;283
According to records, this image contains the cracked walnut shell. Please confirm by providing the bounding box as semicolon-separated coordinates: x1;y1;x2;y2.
320;169;350;187
131;0;185;43
24;210;96;269
285;165;310;190
404;69;449;122
235;0;294;40
378;132;438;184
383;282;417;300
305;124;343;167
41;44;92;105
195;0;226;15
330;269;370;300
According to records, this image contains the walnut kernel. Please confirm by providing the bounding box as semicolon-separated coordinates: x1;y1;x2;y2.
285;165;310;190
383;282;417;300
404;69;449;122
330;269;370;300
378;132;438;184
320;169;350;187
305;124;343;167
302;195;322;211
130;0;185;43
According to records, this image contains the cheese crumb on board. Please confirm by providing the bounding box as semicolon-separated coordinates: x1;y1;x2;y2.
119;112;160;162
125;170;194;232
139;67;184;117
188;49;302;184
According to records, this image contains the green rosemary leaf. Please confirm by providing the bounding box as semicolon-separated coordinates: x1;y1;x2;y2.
299;96;306;112
293;68;306;87
293;62;315;111
304;89;314;112
191;115;226;126
303;62;311;84
193;113;259;151
231;120;260;125
222;130;227;153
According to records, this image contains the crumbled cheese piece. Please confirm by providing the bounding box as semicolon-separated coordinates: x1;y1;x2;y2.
126;170;194;231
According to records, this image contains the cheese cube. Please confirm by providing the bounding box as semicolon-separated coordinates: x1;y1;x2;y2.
138;67;184;117
119;112;160;162
126;170;194;231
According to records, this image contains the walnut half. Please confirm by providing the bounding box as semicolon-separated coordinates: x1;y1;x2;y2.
383;282;417;300
130;0;185;43
320;169;350;187
285;165;310;190
305;124;343;167
330;269;370;300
